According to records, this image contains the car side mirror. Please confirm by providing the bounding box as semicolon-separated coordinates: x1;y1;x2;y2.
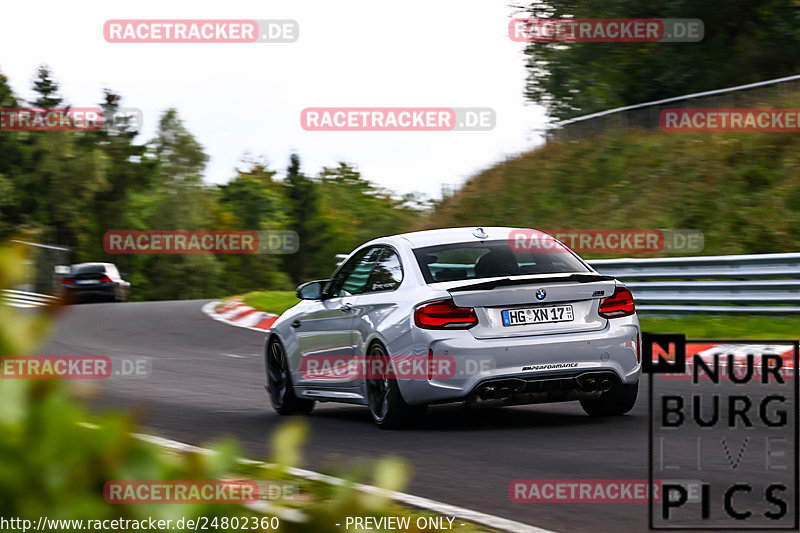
296;280;329;300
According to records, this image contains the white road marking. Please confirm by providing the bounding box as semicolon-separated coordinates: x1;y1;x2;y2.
101;427;558;533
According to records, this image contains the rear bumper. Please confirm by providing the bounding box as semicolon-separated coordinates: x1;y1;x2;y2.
394;314;640;405
463;369;622;407
62;285;116;301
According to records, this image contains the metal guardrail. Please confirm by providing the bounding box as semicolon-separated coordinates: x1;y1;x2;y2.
336;252;800;314
589;253;800;313
2;289;60;309
553;74;800;129
9;239;71;294
548;73;800;141
588;253;800;279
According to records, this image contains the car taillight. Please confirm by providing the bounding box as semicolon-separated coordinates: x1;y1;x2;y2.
61;278;75;285
414;299;478;329
598;286;635;318
99;275;112;283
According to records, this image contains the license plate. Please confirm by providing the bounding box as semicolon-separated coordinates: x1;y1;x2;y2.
502;305;574;326
76;280;99;285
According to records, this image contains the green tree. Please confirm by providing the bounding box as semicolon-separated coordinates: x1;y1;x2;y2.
30;64;64;109
150;108;208;186
520;0;800;120
216;159;293;292
82;89;156;261
20;67;109;253
124;109;222;300
219;161;280;229
282;154;328;285
316;163;419;274
0;70;26;238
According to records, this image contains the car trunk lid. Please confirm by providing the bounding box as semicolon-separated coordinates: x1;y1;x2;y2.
447;273;616;339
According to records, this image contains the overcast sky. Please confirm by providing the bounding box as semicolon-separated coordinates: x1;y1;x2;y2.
1;1;547;199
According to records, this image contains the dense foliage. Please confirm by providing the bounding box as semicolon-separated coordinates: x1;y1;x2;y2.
518;0;800;120
0;66;423;300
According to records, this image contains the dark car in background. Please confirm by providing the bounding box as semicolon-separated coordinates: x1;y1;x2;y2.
60;263;130;303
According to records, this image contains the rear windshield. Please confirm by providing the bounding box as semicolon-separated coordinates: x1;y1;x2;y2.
413;240;590;283
71;264;106;274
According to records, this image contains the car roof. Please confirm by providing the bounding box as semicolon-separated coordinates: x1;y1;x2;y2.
71;262;114;268
380;227;548;249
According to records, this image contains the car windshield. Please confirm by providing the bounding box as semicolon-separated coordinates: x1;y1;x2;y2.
413;240;590;283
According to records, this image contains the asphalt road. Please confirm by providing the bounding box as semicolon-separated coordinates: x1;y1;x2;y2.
36;300;798;533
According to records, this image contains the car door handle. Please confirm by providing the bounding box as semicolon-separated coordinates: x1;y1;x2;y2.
291;320;301;328
339;303;353;313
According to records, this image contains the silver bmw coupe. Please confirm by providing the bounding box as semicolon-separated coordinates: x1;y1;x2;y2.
265;227;641;428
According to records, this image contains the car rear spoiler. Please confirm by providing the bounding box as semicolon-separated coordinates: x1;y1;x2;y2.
447;273;616;293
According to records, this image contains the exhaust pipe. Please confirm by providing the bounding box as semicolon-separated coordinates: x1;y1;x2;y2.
497;386;512;400
479;386;497;400
576;373;617;393
579;376;598;392
479;379;523;401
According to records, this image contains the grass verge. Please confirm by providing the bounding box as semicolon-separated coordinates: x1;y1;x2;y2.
235;291;300;315
640;314;799;340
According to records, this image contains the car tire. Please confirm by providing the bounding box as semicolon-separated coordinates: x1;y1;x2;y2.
365;341;426;429
579;381;638;416
266;337;315;415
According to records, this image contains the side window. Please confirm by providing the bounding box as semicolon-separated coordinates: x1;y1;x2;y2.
366;248;403;292
328;247;382;297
